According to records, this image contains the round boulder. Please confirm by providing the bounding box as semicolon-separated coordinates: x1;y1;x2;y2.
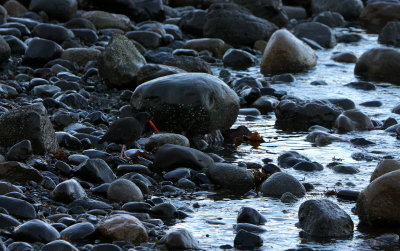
370;159;400;182
206;163;254;193
260;29;317;75
298;199;354;237
260;172;306;197
334;109;374;132
293;22;336;48
378;21;400;47
131;73;240;136
51;179;86;203
107;179;143;203
357;169;400;227
355;48;400;83
98;214;148;244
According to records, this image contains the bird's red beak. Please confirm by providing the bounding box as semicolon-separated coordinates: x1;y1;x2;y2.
148;120;160;133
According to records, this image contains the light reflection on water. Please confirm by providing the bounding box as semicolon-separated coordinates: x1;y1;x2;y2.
169;31;400;250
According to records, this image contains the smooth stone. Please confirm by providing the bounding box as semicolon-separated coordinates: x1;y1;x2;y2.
42;240;78;251
370;159;400;182
98;214;148;244
107;179;143;203
237;207;266;225
6;140;32;161
14;220;60;243
145;133;190;152
160;229;200;250
260;172;306;197
29;0;77;21
0;161;42;182
51;179;86;203
206;163;254;193
60;222;95;241
332;52;357;63
234;229;263;250
332;165;360;174
76;159;116;184
23;38;63;67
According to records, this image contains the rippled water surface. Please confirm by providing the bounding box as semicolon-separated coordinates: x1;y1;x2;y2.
169;30;400;250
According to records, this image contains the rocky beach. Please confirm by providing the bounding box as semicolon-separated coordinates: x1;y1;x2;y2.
0;0;400;250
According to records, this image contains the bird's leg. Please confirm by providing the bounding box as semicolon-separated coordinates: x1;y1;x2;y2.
120;144;127;159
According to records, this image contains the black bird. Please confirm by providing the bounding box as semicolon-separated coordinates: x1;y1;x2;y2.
99;112;157;158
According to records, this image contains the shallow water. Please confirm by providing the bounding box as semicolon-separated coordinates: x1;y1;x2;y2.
169;30;400;250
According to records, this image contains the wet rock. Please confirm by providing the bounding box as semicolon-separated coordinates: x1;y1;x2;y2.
14;220;60;243
293;161;323;171
223;49;255;70
234;223;267;233
98;34;146;89
163;168;191;182
294;22;336;48
357;169;400;227
107;179;143;203
280;192;299;203
164;55;211;73
122;202;152;213
335;109;374;132
283;5;307;20
203;3;277;46
145;133;190;152
137;64;185;85
7;242;33;251
152;144;214;172
65;18;96;30
0;162;43;182
350;137;375;146
359;100;382;107
56;92;88;109
60;222;95;241
206;163;254;193
23;38;63;67
278;151;310;168
131;73;240;135
312;0;364;20
6;140;32;161
61;48;100;66
313;11;345;27
0;182;22;195
378;21;400;47
370;159;400;182
3;35;26;55
0;195;36;219
275;97;342;131
260;172;306;197
355;48;400;83
151;203;177;218
68;197;112;211
360;2;400;33
183;38;229;58
33;23;74;43
51;179;86;203
260;29;317;74
33;85;61;98
126;30;162;49
298;199;354;237
234;229;263;250
98;214;148;244
306;130;343;146
337;190;359;201
0;35;11;63
29;0;77;21
81;11;131;31
237;207;266;225
370;234;400;248
345;81;375;90
91;244;122;251
42;240;78;251
76;159;116;184
160;229;200;250
332;165;360;174
332;52;357;63
234;0;288;27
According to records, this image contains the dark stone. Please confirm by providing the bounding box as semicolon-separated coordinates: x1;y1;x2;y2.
33;23;74;43
0;162;43;182
6;140;32;161
293;22;336;48
23;38;63;67
234;229;263;250
345;81;376;90
332;165;360;174
293;161;323;171
42;240;78;251
164;55;211;73
51;179;86;203
379;21;400;47
298;199;354;237
60;222;95;241
237;207;266;225
76;159;116;183
29;0;77;21
204;3;277;46
14;220;60;243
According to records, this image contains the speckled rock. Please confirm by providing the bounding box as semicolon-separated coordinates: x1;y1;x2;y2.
131;73;240;135
98;214;148;244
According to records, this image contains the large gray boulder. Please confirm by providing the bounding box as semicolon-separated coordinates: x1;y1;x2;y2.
311;0;364;20
355;48;400;83
260;172;306;197
29;0;77;21
298;199;354;237
0;103;58;154
131;73;240;136
274;97;343;131
203;3;277;46
206;163;254;193
260;29;317;75
334;109;374;132
98;34;146;89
